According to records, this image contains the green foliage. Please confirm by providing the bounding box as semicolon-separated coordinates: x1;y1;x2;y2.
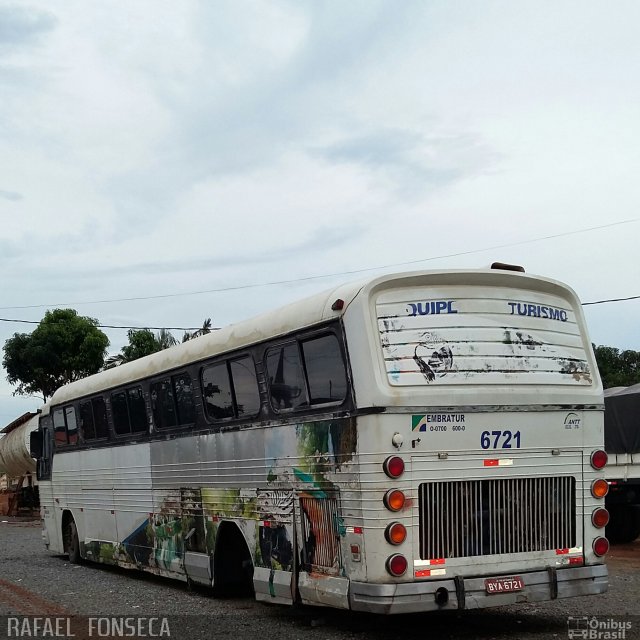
105;319;211;368
594;345;640;389
104;327;177;368
2;309;109;400
182;318;212;343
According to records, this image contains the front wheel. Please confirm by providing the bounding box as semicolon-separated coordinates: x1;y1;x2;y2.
67;519;82;564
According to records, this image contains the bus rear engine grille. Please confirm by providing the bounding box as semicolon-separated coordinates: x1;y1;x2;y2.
418;477;576;559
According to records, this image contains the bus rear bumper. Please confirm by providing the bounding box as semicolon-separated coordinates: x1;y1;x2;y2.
349;564;608;614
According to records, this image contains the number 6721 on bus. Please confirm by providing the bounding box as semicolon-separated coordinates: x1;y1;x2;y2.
481;430;521;449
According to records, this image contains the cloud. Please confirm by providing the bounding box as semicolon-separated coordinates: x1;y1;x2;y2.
0;189;23;201
313;129;499;194
0;5;56;50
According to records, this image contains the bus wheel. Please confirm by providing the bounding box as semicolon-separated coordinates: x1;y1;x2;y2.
213;523;254;597
65;517;82;564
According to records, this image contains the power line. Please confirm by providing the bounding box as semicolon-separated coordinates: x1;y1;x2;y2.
0;293;637;333
582;295;640;306
0;218;636;311
0;318;205;331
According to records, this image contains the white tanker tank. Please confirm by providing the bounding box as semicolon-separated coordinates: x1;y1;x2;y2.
0;413;39;477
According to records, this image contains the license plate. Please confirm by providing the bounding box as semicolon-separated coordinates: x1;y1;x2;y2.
484;576;525;594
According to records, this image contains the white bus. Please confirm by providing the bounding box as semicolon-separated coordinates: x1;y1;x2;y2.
31;266;609;614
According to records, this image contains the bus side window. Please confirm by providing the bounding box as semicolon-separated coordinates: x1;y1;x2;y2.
112;387;147;436
79;401;96;441
174;373;196;425
92;397;109;439
266;343;307;411
151;379;178;429
230;356;260;417
202;363;234;420
151;373;195;429
112;391;130;435
301;334;348;404
53;408;67;446
65;406;79;445
128;387;147;433
80;397;109;441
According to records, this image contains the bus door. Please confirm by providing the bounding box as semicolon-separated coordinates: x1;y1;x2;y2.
32;415;53;481
31;415;57;548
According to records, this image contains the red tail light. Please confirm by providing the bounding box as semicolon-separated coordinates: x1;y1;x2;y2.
386;553;408;577
590;450;608;470
593;537;609;557
592;508;610;528
383;456;405;479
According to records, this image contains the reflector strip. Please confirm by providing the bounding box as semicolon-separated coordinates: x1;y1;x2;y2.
556;546;583;555
484;459;514;467
415;568;447;578
569;557;584;565
346;526;363;534
414;558;446;567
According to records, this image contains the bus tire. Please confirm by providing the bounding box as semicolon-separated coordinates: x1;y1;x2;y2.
67;519;82;565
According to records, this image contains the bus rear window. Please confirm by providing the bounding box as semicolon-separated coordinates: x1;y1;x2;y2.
377;287;593;387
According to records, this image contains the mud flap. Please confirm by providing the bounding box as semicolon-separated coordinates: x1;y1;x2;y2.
183;551;212;586
298;572;350;609
254;566;294;604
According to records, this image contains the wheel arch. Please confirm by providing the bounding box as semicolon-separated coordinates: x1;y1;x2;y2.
212;519;255;595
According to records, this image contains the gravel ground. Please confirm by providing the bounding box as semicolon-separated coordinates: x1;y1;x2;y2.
1;519;639;640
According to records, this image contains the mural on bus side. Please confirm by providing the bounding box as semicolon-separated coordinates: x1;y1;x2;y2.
264;418;356;575
84;417;357;580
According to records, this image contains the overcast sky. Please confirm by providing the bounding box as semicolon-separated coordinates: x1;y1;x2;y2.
1;0;639;425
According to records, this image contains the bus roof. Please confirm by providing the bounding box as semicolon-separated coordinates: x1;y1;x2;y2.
46;267;585;410
45;275;370;409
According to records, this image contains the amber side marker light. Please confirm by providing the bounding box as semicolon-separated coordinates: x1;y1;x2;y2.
386;554;408;577
593;537;609;557
591;479;609;498
383;489;406;512
592;508;610;528
385;522;407;545
590;450;608;470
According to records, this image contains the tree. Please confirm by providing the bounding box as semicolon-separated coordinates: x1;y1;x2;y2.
593;345;640;389
3;309;110;401
104;319;213;369
182;318;212;342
